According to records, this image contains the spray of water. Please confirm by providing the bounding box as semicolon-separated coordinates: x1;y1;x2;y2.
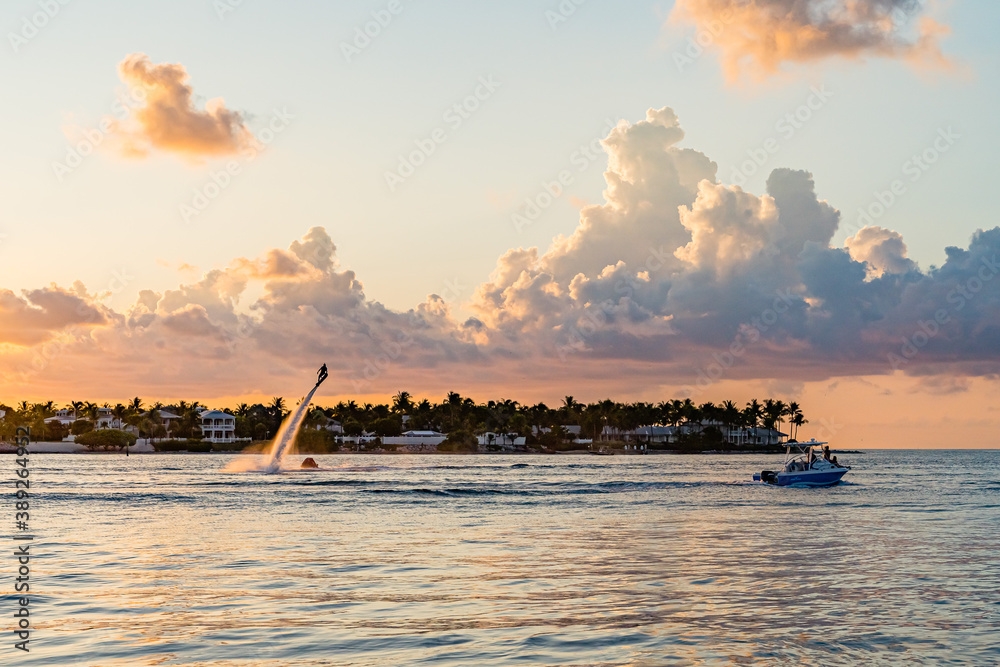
263;384;320;473
222;376;324;474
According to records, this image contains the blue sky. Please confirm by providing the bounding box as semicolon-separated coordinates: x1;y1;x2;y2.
2;0;997;315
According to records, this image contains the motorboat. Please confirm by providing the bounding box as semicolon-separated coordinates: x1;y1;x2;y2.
753;440;849;487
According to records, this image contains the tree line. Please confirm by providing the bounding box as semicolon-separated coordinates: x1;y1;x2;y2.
1;393;808;445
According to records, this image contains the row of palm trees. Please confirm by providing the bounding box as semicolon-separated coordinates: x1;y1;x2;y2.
299;392;808;444
2;392;808;445
1;398;208;442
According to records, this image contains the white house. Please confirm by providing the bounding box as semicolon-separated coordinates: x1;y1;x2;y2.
44;411;76;427
382;430;447;452
95;408;119;429
315;417;343;433
599;423;787;446
600;425;678;444
142;410;182;436
725;427;787;446
199;410;236;444
478;432;528;450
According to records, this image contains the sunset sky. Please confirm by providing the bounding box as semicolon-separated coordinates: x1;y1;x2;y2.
3;0;1000;447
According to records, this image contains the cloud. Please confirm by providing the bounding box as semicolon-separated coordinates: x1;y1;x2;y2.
108;53;253;159
470;107;1000;386
910;375;970;395
845;225;919;277
671;0;952;81
0;283;106;346
4;107;1000;406
1;228;485;397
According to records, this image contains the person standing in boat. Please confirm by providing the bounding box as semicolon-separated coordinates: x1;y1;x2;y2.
823;445;831;460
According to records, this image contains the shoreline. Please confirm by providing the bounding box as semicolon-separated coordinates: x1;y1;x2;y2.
0;442;867;456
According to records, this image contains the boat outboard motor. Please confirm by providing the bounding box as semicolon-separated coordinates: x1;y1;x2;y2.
755;470;778;484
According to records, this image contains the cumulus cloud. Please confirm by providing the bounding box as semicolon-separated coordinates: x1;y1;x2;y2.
1;228;486;397
4;107;999;403
0;283;106;346
846;225;919;277
471;106;1000;386
108;53;253;159
671;0;952;81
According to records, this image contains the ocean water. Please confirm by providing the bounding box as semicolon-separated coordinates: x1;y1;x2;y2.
11;450;1000;666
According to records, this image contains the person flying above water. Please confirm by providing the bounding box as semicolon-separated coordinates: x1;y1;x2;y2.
317;363;328;385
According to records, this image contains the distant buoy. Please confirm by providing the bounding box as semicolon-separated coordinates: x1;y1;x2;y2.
300;457;319;469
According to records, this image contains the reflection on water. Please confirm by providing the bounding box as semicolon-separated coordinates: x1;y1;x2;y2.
19;451;1000;665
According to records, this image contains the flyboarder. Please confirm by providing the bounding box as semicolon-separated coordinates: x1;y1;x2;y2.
317;363;328;386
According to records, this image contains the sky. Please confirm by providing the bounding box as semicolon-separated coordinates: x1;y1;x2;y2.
2;0;999;447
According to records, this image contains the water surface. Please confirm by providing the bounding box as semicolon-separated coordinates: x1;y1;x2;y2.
14;450;1000;665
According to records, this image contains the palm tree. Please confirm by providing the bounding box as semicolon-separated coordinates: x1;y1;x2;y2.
268;397;287;418
787;402;806;440
445;392;463;430
655;401;671;427
774;400;788;440
666;399;684;430
741;400;761;444
721;400;740;444
761;399;787;439
391;391;413;414
112;404;127;430
304;407;327;431
679;398;698;431
178;404;202;440
146;405;162;442
560;396;580;423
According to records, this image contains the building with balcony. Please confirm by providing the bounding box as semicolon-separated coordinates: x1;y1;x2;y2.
199;410;236;443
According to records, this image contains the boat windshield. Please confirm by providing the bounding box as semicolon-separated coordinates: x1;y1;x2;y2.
781;441;843;471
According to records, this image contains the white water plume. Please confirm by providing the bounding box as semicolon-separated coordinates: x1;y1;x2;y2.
264;384;320;473
222;376;324;474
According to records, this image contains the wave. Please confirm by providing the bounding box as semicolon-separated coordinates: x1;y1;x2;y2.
356;480;751;497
